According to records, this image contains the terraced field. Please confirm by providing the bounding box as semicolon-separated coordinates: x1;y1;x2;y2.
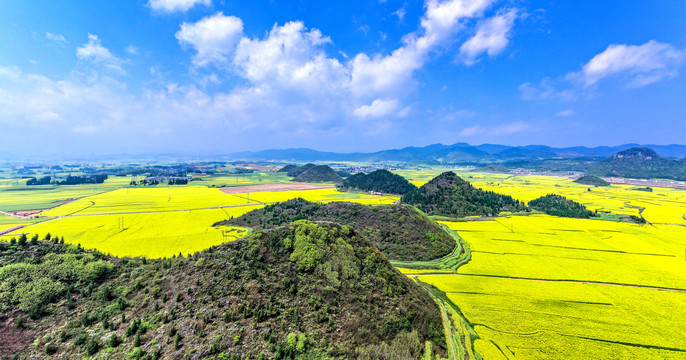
417;216;686;359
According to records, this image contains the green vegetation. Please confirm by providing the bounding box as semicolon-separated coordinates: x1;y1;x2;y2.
281;163;317;177
340;169;418;195
589;147;686;180
630;186;653;192
292;165;343;183
529;194;597;219
219;198;455;261
0;222;445;359
402;171;528;217
573;175;609;186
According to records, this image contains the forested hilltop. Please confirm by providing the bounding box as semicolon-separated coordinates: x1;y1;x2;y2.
292;165;343;183
402;171;528;217
0;222;445;359
220;198;455;262
339;170;418;195
529;194;597;219
589;147;686;180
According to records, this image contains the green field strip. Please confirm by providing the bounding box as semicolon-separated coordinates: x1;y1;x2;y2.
392;224;472;272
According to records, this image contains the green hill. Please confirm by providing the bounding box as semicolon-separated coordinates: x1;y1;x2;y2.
279;163;317;177
401;171;528;217
0;224;445;359
573;175;610;186
340;170;417;195
529;194;597;219
588;147;686;180
276;164;298;174
219;198;455;261
292;165;343;183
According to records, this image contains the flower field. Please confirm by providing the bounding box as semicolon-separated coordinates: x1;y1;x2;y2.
417;215;686;359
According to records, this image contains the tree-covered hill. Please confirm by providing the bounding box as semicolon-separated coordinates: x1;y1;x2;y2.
0;223;445;359
219;198;455;261
292;165;343;183
339;170;417;195
529;194;597;219
279;163;317;177
588;147;686;180
401;171;528;217
573;175;610;186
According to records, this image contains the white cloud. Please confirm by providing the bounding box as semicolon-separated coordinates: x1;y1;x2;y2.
234;22;345;92
45;32;67;43
459;9;517;65
571;40;684;87
459;121;531;136
422;0;494;43
176;12;244;67
76;34;125;74
522;40;684;101
556;109;574;117
149;0;211;12
518;79;575;101
1;0;528;154
394;7;406;21
126;45;139;55
353;99;399;118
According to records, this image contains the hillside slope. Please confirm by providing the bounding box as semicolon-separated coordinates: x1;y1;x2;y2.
588;147;686;180
402;171;528;217
220;198;455;262
0;223;445;359
340;170;417;195
529;194;597;219
574;175;610;186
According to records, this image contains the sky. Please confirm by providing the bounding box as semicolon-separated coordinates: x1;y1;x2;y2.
1;0;685;156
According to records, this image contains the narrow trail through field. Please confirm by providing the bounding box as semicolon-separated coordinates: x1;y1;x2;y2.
413;275;459;360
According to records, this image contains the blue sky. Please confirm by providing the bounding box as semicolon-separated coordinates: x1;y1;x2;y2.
1;0;685;156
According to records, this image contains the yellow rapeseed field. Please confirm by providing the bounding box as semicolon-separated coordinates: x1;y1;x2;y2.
4;206;260;258
6;185;397;258
418;216;686;359
38;186;259;217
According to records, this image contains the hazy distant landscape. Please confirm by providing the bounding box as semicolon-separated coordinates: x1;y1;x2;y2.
2;0;686;359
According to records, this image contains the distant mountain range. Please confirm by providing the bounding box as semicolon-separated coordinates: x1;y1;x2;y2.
228;143;686;163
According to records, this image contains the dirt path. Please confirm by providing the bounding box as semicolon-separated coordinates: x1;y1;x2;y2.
413;276;460;360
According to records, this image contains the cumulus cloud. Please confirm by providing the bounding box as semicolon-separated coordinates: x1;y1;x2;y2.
459;9;517;65
149;0;211;12
522;40;684;100
353;99;399;118
176;12;244;67
76;34;125;74
570;40;684;87
1;0;525;154
45;32;67;43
